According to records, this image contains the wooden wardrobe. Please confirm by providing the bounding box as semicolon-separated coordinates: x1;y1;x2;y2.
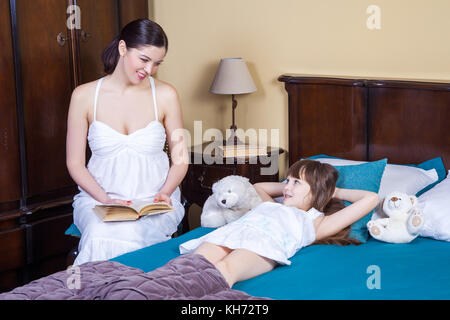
0;0;148;293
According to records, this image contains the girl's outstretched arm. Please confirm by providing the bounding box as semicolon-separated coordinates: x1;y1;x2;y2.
253;182;285;202
314;188;379;241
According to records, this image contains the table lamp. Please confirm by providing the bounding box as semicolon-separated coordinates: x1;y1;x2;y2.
209;57;257;145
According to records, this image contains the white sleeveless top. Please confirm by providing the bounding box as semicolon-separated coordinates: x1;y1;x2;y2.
72;76;185;265
74;76;170;201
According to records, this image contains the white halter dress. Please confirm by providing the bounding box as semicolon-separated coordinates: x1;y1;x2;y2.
73;76;184;265
179;202;323;265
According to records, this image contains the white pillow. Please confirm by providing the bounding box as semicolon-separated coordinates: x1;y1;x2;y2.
313;158;438;200
312;157;439;221
418;171;450;241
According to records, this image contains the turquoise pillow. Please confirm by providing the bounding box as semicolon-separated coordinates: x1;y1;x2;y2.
308;154;446;197
415;157;446;179
65;223;81;238
333;159;387;243
409;157;446;196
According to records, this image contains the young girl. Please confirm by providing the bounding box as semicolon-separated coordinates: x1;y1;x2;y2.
66;19;188;265
179;159;379;287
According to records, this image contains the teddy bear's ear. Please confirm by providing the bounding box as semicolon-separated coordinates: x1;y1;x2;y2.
236;175;249;183
409;195;418;206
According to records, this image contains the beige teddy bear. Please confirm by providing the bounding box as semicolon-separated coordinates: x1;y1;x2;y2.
367;191;424;243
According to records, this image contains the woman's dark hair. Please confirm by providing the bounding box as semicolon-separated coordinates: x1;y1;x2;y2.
101;19;168;74
286;159;361;246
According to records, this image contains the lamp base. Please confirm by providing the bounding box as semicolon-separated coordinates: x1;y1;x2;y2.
225;128;245;146
225;135;245;146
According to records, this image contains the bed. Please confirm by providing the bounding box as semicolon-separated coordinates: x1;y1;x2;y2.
2;75;449;300
112;75;450;299
110;227;450;299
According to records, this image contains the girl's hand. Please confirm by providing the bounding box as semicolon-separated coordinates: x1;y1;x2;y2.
103;198;132;206
154;192;172;205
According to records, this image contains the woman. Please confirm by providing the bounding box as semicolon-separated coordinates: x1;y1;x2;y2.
180;160;378;287
66;19;188;265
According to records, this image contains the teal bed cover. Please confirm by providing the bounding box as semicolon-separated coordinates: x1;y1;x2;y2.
111;227;450;300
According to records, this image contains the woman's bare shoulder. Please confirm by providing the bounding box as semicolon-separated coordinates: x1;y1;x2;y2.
153;78;178;100
71;79;99;100
153;79;180;121
69;79;101;114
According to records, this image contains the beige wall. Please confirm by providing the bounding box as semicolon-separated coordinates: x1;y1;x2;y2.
148;0;450;225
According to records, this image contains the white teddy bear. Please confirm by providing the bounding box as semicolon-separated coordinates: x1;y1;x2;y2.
367;191;424;243
200;175;262;228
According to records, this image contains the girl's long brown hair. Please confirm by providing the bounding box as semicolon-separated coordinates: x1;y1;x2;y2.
286;160;361;246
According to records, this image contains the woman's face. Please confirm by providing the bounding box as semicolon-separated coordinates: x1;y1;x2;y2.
119;41;166;84
282;174;312;210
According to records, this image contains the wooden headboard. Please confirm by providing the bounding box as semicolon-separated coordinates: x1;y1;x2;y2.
278;75;450;170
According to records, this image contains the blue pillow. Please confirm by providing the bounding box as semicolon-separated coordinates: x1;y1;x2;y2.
308;154;340;160
333;159;387;243
408;157;446;196
308;154;446;197
65;223;81;238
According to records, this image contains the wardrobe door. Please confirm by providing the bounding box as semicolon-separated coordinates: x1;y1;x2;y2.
75;0;119;84
15;0;75;204
0;0;26;292
0;0;22;212
119;0;150;28
75;0;149;85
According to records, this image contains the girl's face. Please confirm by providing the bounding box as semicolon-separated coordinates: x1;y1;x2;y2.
282;174;313;210
120;41;166;84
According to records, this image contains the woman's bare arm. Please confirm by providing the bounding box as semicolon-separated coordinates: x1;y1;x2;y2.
253;182;285;202
315;188;379;241
66;85;126;205
154;82;188;203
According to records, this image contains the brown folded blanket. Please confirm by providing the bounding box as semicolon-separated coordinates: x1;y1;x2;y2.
0;254;270;300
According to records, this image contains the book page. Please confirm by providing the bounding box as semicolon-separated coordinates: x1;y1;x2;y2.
93;206;138;222
97;199;155;212
96;199;173;216
140;203;174;216
129;199;172;214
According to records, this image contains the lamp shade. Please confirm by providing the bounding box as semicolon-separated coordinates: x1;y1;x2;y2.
209;58;257;94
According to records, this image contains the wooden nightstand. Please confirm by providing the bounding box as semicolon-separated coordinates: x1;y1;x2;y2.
180;142;284;232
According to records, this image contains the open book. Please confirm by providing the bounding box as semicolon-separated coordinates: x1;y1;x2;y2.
93;199;174;222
